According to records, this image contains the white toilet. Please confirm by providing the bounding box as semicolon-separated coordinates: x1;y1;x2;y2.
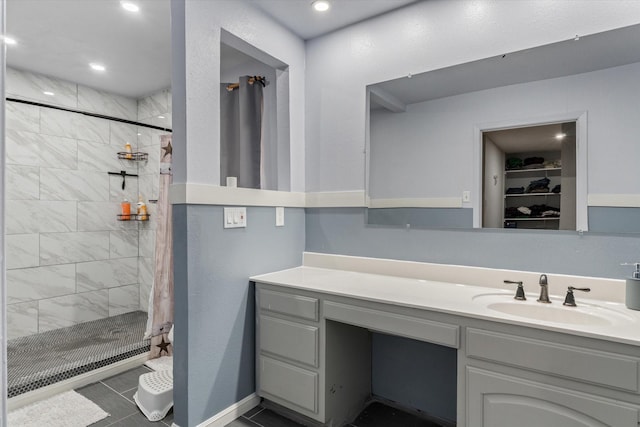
134;326;174;421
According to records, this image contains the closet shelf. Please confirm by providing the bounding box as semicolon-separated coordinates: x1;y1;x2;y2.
505;167;561;174
505;193;561;197
117;214;151;221
504;217;560;221
117;151;148;161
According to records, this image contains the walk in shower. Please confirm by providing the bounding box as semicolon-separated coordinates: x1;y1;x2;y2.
3;0;173;398
4;70;172;396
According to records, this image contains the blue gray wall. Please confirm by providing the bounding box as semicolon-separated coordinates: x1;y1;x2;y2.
174;205;305;427
306;208;640;279
372;334;456;422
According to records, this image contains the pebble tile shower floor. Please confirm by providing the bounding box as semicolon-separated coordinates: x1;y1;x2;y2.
8;311;150;397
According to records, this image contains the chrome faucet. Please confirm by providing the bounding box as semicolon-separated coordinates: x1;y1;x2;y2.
563;286;591;306
537;274;551;303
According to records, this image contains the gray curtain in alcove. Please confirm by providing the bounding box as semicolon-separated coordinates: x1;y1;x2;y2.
220;76;264;189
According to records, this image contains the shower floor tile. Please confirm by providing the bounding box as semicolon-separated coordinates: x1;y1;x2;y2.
7;311;150;397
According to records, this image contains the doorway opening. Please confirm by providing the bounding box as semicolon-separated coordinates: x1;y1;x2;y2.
482;121;577;230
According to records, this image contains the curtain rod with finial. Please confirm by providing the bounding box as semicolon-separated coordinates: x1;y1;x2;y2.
226;75;266;91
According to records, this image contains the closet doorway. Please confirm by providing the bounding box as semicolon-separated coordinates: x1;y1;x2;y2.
482;121;577;230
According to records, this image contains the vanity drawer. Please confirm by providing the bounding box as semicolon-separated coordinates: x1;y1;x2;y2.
259;355;318;413
258;288;319;321
324;301;459;348
259;315;319;367
467;328;639;392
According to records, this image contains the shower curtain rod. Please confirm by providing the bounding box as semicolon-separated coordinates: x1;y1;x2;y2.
6;97;173;132
226;75;266;91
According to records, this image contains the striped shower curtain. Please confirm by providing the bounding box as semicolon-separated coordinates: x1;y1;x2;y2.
146;134;174;358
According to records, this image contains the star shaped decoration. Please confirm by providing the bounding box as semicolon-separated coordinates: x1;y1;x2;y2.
162;141;173;161
156;336;171;355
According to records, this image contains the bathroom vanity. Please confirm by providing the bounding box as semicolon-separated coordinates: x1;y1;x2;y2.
251;254;640;427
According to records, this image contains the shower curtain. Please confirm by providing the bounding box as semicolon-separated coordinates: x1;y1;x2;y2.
146;134;174;358
220;75;264;189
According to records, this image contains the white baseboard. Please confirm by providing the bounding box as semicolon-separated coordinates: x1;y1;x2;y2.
8;352;150;411
192;393;261;427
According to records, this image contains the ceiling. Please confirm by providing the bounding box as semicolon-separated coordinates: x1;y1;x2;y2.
370;23;640;109
248;0;419;40
6;0;171;99
485;123;575;154
5;0;418;99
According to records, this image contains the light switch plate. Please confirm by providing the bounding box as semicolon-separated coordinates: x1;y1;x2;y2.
462;191;471;202
276;207;285;227
223;207;247;228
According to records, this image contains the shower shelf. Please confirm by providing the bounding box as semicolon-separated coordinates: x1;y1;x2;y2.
117;151;149;161
117;214;151;221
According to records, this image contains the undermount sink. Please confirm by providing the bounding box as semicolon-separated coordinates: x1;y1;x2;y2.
472;293;634;326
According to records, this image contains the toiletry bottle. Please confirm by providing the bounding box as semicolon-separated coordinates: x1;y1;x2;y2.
124;142;133;159
624;263;640;311
137;195;148;221
121;199;131;220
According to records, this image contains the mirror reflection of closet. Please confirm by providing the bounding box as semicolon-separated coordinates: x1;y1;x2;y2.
220;31;290;191
482;122;576;230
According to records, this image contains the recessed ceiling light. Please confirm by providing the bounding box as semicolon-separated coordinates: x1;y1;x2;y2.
312;0;330;12
158;115;165;119
121;1;140;12
89;63;106;72
43;91;55;96
2;36;17;45
555;133;566;140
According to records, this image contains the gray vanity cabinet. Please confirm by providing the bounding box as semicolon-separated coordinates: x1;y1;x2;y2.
256;281;640;426
465;328;640;426
256;287;321;418
256;284;373;426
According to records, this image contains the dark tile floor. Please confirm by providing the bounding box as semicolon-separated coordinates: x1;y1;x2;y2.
76;366;173;427
76;367;445;427
225;401;445;427
346;402;445;427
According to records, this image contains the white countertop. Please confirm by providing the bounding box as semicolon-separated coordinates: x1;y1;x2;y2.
251;266;640;347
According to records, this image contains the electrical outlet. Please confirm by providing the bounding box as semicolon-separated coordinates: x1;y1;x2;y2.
276;207;285;227
462;191;471;202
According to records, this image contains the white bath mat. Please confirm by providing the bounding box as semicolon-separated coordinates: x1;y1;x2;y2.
144;355;173;371
8;390;108;427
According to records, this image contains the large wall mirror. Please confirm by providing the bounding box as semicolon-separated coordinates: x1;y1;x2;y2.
367;24;640;233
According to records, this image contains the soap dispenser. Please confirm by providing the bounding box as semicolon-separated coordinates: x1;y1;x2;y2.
137;195;148;221
124;142;133;159
624;263;640;311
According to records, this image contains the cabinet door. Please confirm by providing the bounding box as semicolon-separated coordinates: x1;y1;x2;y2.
467;367;639;427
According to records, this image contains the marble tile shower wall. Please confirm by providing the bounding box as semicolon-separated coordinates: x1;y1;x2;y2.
4;68;166;339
